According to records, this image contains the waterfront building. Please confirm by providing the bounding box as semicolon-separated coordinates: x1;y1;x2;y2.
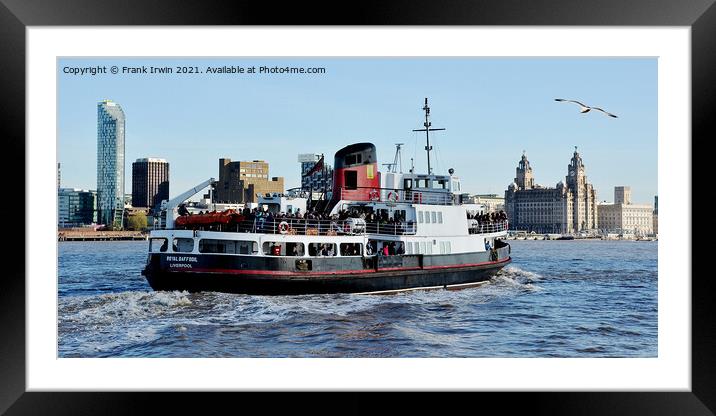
597;187;654;236
58;188;96;228
214;158;284;203
298;153;333;195
96;99;126;228
132;158;169;209
653;195;658;235
615;186;631;204
468;194;505;213
504;148;598;234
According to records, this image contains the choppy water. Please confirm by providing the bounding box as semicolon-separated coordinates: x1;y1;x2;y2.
58;240;657;357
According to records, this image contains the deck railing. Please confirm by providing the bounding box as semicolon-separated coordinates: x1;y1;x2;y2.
338;186;455;205
468;220;509;234
202;218;418;236
179;217;508;236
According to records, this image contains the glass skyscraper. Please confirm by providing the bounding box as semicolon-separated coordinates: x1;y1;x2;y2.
97;100;126;228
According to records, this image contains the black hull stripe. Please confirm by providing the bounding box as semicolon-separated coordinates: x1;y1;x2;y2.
166;257;511;277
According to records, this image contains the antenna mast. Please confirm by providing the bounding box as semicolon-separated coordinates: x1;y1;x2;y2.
382;143;405;173
412;98;445;175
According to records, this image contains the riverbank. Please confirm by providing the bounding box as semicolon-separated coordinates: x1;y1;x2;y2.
58;230;148;241
506;235;657;241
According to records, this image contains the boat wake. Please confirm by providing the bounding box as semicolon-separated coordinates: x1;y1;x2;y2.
59;291;195;356
488;266;543;292
58;266;543;357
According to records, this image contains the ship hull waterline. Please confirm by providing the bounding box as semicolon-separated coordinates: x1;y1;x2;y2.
143;251;511;295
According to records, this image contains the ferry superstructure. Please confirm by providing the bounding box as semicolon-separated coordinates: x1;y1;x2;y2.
142;99;511;295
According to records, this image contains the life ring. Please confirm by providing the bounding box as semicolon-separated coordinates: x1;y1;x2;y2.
369;189;380;201
387;191;398;202
278;221;290;234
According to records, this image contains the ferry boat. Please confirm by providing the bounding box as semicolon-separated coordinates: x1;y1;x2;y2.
142;99;511;295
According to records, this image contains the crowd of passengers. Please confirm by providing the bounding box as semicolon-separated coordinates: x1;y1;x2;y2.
468;210;508;224
180;204;506;233
185;205;408;224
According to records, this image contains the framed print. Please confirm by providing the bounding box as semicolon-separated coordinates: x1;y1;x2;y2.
3;0;713;413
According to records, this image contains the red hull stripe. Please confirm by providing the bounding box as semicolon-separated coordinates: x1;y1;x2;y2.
168;258;510;276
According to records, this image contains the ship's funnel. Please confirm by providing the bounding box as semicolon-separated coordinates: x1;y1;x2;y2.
332;143;380;202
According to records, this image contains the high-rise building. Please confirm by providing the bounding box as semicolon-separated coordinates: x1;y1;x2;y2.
58;188;97;227
132;158;169;209
96;99;126;228
214;158;284;203
298;153;333;194
505;147;598;234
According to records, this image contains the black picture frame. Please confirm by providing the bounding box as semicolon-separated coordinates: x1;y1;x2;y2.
2;0;711;414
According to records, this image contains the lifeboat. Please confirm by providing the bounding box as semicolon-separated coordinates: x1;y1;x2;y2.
175;209;244;227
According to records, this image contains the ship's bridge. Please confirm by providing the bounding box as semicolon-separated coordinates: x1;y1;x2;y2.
379;171;461;205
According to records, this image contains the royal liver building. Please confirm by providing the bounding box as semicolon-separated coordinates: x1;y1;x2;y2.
505;148;598;234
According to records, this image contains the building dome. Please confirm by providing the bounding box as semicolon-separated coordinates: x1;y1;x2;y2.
508;182;517;190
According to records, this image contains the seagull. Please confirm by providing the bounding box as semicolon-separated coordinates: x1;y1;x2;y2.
555;98;618;118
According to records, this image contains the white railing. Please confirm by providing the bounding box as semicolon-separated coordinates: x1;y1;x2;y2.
468;220;509;234
204;218;417;236
339;187;455;205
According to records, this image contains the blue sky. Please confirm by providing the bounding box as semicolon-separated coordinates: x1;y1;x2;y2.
58;57;657;205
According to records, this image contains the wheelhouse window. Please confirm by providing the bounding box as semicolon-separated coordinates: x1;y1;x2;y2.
173;238;194;253
150;238;168;253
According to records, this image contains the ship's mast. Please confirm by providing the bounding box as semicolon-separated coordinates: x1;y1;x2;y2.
382;143;405;173
412;98;445;175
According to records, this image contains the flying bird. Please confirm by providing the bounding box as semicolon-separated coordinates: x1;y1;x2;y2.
554;98;618;118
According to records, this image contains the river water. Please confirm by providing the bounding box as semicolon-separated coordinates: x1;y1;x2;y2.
58;239;657;357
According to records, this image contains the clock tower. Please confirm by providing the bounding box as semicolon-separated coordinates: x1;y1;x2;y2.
515;150;534;190
566;146;585;187
565;146;597;232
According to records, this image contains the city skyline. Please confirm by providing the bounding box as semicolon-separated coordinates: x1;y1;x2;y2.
58;58;657;204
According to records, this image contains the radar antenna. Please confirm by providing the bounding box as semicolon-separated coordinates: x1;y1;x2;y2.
412;98;445;175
